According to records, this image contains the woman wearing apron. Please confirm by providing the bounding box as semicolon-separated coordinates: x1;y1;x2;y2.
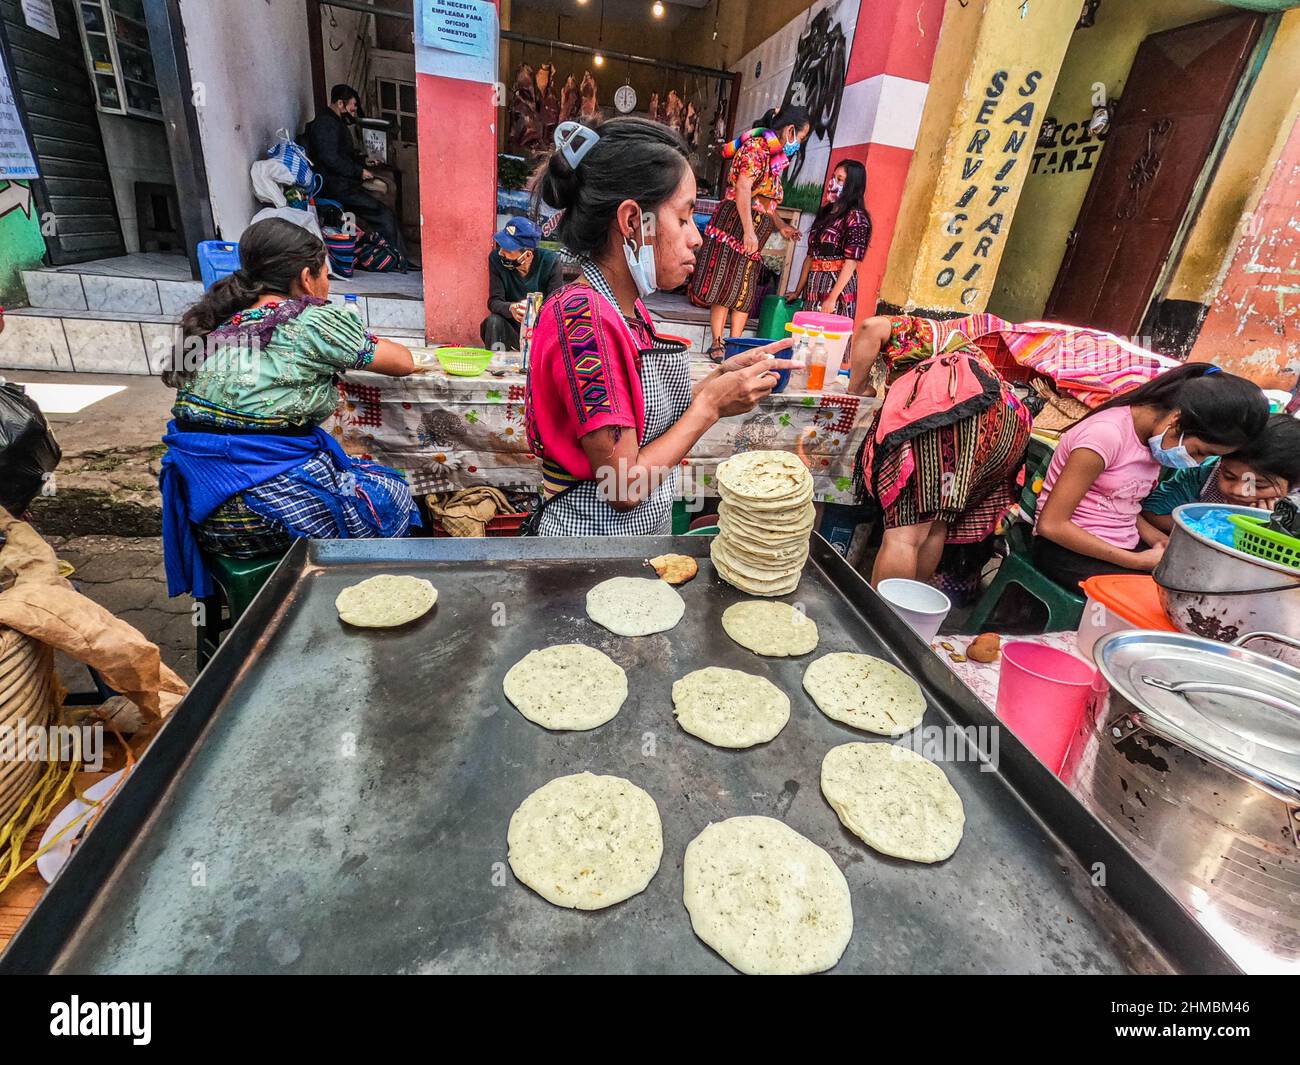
525;117;792;536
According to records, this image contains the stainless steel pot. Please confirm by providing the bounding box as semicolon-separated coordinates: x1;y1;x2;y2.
1154;503;1300;661
1062;629;1300;973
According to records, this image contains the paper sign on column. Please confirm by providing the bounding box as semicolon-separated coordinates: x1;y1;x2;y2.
416;0;498;85
21;0;59;39
0;52;39;179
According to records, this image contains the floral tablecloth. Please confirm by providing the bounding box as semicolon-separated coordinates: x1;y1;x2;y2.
328;366;880;504
929;631;1085;711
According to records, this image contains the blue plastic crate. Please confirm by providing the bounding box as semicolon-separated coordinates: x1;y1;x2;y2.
197;241;241;289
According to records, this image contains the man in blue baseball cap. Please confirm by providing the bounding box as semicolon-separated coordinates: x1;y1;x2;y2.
481;216;563;350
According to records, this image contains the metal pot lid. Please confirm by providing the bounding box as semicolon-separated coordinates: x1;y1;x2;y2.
1095;630;1300;801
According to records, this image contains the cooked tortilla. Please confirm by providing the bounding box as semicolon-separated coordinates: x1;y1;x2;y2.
821;742;965;863
672;666;791;748
803;652;926;736
722;600;819;656
683;816;853;975
503;644;627;730
508;772;663;909
586;576;686;636
335;574;437;628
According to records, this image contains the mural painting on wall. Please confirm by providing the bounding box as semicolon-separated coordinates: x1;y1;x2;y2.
733;0;860;214
0;179;45;305
779;6;849;192
930;69;1044;310
1;45;45;305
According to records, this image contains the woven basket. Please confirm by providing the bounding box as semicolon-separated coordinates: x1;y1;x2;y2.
0;627;55;827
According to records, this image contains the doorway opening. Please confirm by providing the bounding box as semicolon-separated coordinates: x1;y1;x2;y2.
990;3;1273;353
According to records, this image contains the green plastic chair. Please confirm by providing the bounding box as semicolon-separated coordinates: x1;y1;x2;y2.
197;551;286;667
960;437;1084;634
960;522;1084;634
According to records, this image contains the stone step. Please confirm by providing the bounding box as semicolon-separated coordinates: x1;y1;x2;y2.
0;307;424;375
19;267;427;330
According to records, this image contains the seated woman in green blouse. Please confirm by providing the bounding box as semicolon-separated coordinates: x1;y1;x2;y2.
159;217;418;600
1140;413;1300;538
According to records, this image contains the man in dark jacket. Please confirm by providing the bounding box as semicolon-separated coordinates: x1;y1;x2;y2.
302;84;407;263
482;216;562;350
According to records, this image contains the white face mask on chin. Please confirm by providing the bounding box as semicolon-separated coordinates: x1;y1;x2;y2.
623;210;658;299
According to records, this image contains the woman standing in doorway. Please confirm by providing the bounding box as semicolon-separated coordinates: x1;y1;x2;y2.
689;106;812;361
785;160;871;318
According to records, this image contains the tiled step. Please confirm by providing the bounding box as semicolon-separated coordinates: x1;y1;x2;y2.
20;267;427;330
0;307;424;375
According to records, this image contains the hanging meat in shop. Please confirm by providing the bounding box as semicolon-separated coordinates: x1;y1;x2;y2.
579;71;600;119
559;74;579;123
664;89;685;136
509;63;543;153
536;63;559;143
684;100;700;147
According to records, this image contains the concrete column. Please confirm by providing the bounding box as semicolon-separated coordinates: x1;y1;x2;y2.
878;0;1081;317
417;1;502;346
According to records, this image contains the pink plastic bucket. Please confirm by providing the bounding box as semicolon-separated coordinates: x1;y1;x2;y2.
995;642;1097;774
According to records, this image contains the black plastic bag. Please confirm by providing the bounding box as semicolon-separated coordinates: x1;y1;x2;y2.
0;381;61;515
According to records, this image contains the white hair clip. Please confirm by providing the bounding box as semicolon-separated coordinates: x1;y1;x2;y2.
555;121;599;169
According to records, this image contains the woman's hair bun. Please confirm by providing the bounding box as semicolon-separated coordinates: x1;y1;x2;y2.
538;149;581;212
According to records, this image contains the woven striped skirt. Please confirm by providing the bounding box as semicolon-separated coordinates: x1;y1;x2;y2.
871;393;1030;544
688;199;775;314
805;260;858;319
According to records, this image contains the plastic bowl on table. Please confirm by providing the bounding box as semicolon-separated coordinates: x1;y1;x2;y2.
722;336;790;393
435;347;494;377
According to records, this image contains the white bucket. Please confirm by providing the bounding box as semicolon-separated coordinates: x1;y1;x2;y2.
877;579;952;643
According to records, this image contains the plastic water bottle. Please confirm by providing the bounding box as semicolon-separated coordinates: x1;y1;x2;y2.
790;330;812;390
344;294;362;320
807;333;828;391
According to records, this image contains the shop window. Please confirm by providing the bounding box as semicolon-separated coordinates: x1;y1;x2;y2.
376;77;418;144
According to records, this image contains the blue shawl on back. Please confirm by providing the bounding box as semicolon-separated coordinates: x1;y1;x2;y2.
160;422;351;599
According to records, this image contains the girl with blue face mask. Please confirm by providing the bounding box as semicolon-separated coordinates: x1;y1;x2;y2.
1032;362;1269;590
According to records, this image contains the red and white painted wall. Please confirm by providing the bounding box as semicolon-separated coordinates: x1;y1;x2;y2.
730;0;946;323
1190;109;1300;392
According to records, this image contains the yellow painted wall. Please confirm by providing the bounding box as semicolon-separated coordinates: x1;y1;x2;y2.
880;0;1081;313
1167;7;1300;303
989;0;1251;322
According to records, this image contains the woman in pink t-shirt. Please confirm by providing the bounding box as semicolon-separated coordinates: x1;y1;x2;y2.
1033;363;1268;591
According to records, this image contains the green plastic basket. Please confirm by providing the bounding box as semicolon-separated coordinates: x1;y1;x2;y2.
436;346;493;377
1229;513;1300;571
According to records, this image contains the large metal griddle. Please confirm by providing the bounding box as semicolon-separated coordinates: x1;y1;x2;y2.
1;536;1237;974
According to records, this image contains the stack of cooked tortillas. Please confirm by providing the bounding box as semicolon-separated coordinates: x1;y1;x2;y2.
710;451;815;597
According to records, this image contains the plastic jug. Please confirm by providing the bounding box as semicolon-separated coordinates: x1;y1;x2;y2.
758;295;803;341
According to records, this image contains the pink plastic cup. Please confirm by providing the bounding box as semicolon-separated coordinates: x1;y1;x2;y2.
995;642;1097;775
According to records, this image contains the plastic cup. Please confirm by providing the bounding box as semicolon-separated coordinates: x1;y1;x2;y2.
996;642;1097;774
876;579;951;643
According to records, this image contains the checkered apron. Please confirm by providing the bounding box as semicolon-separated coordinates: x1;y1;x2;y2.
538;261;693;536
